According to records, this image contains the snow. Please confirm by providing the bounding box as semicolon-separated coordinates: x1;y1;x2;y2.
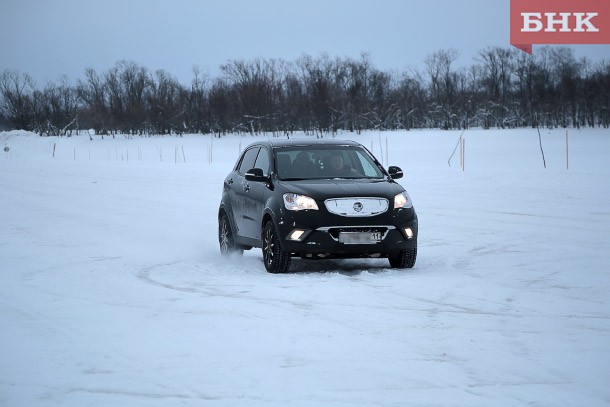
1;128;609;406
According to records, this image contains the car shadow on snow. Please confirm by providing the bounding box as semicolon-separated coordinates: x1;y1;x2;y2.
285;257;395;275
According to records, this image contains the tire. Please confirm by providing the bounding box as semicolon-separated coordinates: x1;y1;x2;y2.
218;213;243;256
262;221;291;274
388;244;417;269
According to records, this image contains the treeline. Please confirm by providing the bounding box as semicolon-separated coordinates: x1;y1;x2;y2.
1;47;609;136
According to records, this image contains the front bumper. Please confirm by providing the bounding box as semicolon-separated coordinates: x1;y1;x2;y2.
275;206;418;258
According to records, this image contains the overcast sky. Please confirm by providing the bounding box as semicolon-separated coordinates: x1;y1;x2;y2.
1;0;609;85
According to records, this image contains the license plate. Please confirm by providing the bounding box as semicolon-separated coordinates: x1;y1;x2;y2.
338;232;382;244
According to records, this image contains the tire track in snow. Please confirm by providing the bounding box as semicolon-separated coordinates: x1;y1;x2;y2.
0;288;218;403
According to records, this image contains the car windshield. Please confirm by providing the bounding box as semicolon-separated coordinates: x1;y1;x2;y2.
274;145;386;180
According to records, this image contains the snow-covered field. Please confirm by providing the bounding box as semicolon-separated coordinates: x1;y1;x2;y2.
1;128;609;406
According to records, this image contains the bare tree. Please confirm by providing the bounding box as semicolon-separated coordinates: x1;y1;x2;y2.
77;68;109;134
221;58;281;134
2;48;609;134
188;65;209;133
36;77;80;136
425;49;459;129
0;70;36;131
147;69;186;135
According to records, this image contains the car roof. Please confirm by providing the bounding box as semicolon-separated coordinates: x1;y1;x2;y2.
245;138;362;149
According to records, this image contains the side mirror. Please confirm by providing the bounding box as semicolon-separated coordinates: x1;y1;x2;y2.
388;166;403;180
245;168;268;182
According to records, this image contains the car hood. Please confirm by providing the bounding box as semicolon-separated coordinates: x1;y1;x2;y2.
277;178;405;201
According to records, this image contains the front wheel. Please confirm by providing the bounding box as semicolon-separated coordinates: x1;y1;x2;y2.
262;221;291;274
388;245;417;269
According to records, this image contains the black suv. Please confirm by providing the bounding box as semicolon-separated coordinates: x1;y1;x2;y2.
218;139;418;273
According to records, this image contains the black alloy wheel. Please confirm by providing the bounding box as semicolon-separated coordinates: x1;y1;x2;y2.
262;221;291;274
219;214;243;256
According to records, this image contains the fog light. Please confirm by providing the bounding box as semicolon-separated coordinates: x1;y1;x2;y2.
288;229;306;241
404;227;414;239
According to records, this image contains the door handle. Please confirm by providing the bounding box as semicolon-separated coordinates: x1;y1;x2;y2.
244;184;250;192
228;178;234;185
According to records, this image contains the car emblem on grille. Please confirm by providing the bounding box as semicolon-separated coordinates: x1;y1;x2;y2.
353;202;363;212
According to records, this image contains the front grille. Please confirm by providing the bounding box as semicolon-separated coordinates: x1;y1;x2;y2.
324;197;389;217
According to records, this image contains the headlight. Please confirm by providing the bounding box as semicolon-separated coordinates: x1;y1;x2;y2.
393;191;413;209
283;193;319;211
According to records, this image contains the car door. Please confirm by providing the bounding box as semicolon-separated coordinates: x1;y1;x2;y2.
241;146;271;240
230;146;260;238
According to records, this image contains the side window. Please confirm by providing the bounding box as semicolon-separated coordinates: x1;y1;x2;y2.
253;147;271;176
237;147;260;175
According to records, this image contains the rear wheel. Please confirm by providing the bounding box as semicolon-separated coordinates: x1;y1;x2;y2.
388;245;417;269
262;221;291;274
219;213;243;256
